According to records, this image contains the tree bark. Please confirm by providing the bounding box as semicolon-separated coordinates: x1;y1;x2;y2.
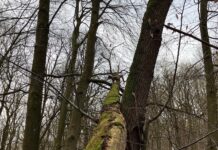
54;1;81;149
121;0;172;149
22;0;50;149
64;0;100;149
0;114;10;150
85;75;127;150
200;0;218;149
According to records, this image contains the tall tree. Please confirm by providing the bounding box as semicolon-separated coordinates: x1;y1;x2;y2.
200;0;218;149
121;0;173;149
22;0;50;149
54;0;82;149
64;0;100;149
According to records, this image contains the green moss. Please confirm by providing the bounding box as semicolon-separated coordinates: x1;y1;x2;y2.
84;122;105;150
103;83;120;106
85;81;126;150
85;111;125;150
85;112;111;150
113;113;125;127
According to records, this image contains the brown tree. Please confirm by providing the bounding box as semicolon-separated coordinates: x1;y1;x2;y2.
22;0;50;149
54;0;83;149
121;0;173;149
200;0;218;149
64;0;101;149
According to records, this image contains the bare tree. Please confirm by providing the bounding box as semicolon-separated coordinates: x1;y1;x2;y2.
121;0;173;149
22;0;50;149
200;0;218;149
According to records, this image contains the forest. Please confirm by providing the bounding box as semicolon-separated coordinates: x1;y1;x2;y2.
1;0;218;150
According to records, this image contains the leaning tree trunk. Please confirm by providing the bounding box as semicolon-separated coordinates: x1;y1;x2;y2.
85;75;127;150
64;0;100;150
54;1;81;149
121;0;172;149
200;0;218;149
22;0;50;149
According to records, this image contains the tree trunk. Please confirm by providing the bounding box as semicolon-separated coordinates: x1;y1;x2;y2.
200;0;218;149
85;75;127;150
0;116;10;150
121;0;172;149
64;0;100;149
54;1;81;149
22;0;50;149
6;114;17;150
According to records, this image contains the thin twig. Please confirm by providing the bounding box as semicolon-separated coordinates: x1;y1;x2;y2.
178;128;218;150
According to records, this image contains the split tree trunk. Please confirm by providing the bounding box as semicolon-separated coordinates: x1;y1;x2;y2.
121;0;173;149
64;0;100;149
22;0;50;149
54;0;81;149
200;0;218;149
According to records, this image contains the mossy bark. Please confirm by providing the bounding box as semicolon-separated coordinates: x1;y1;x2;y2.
54;1;81;149
22;0;50;149
64;1;100;150
121;0;172;149
85;78;127;150
200;0;218;149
